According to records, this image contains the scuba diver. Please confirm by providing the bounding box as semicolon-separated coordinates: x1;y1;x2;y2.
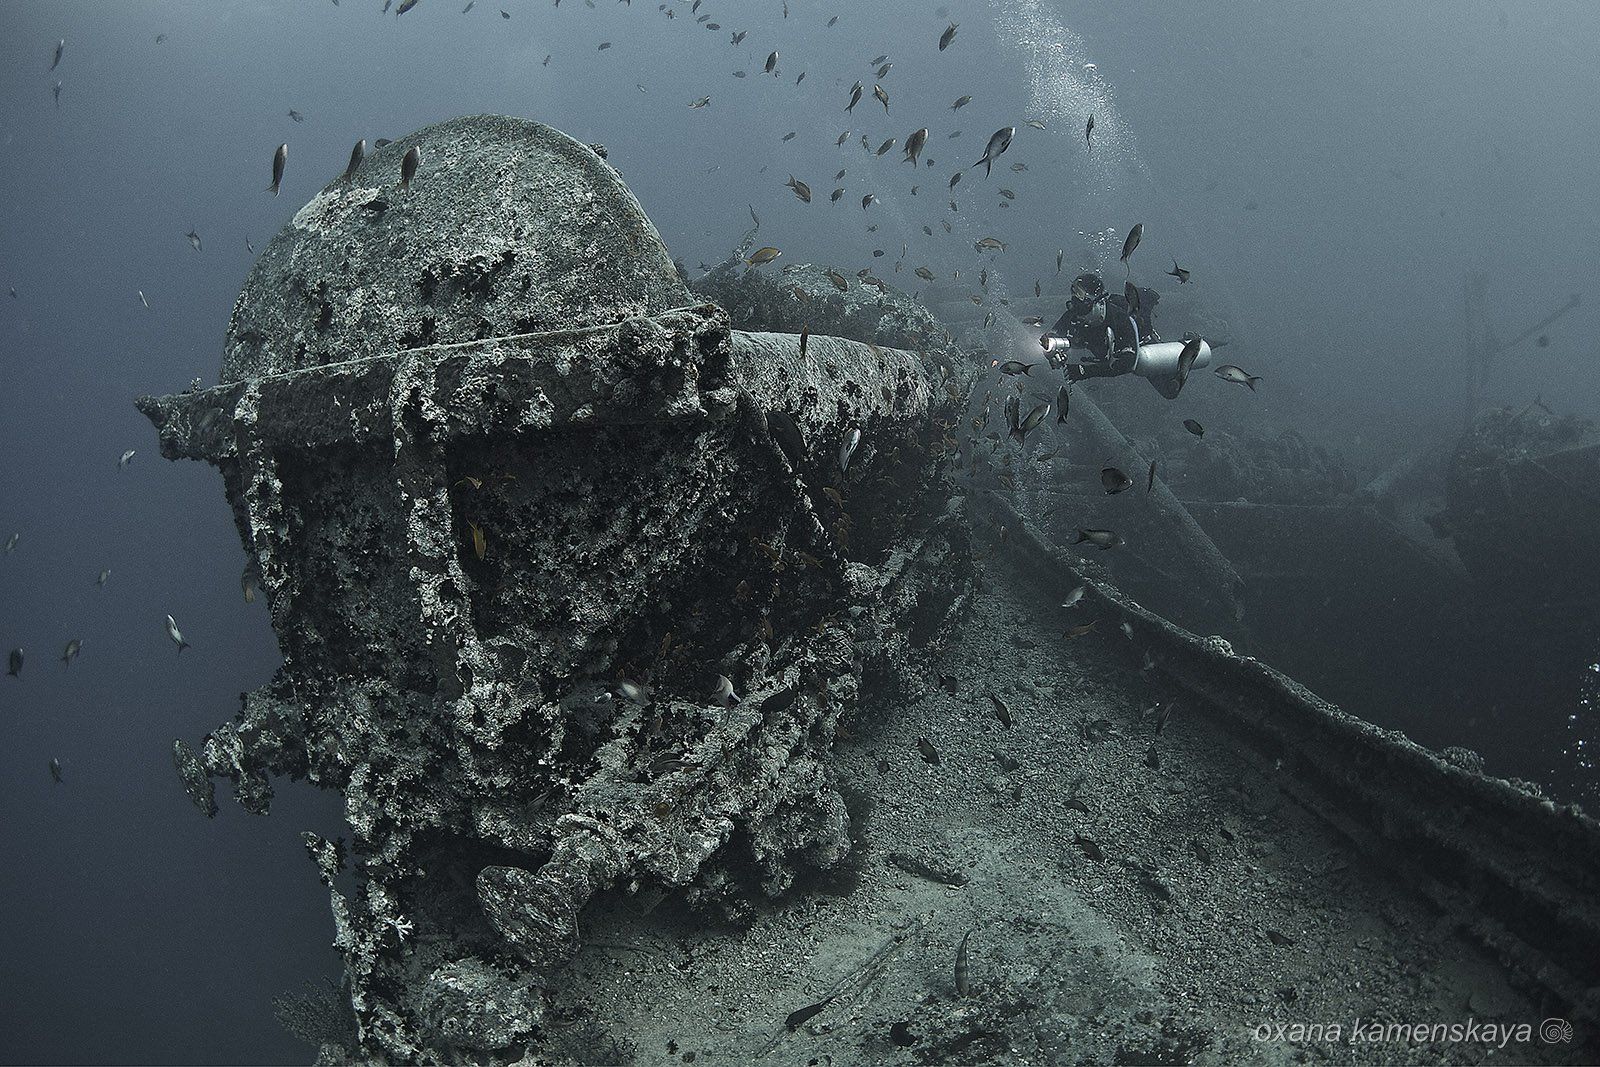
1039;272;1212;399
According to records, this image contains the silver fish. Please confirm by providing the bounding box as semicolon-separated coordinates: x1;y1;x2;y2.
903;127;928;166
61;639;81;667
1215;364;1261;391
344;139;367;181
51;39;65;71
165;614;191;653
1061;585;1087;608
118;449;136;469
846;81;862;112
951;95;972;110
98;569;111;588
955;930;972;996
839;427;862;472
186;230;202;252
1120;222;1143;268
49;758;62;783
267;143;287;196
939;23;958;51
710;674;740;707
138;290;149;308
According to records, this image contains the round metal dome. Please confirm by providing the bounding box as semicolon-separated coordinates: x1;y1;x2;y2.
221;114;690;384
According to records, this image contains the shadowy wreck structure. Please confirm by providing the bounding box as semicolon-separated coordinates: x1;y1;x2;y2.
140;115;967;1060
142;116;1600;1066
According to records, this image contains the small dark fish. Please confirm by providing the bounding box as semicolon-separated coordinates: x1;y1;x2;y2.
786;176;812;203
1175;337;1203;393
374;138;393;147
939;22;958;50
401;145;421;189
1055;384;1070;423
688;96;711;108
1085;112;1094;152
799;323;810;360
997;360;1032;376
785;997;833;1031
1124;280;1140;316
61;639;81;667
6;648;21;678
764;50;779;75
781;131;796;142
830;187;843;202
875;137;895;156
1120;222;1143;269
287;109;305;123
914;266;935;281
51;39;65;71
971;127;1015;176
954;931;972;997
873;84;890;112
1167;261;1191;283
343;139;366;181
1065;621;1098;638
825;269;849;291
846;81;862;111
267;143;288;196
1266;929;1296;947
915;737;940;764
1101;467;1132;494
1073;834;1104;861
1147;460;1158;494
1011;403;1048;443
1183;419;1204;438
1215;364;1261;390
988;693;1013;728
861;193;875;209
949;170;962;190
49;758;63;784
53;81;62;108
396;0;419;12
875;62;892;79
827;15;837;25
951;94;972;110
839;427;861;472
185;229;202;252
1073;528;1122;549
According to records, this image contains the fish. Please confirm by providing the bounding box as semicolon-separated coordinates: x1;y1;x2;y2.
1120;223;1143;269
7;648;21;677
598;41;612;49
915;737;941;765
98;569;111;588
846;81;863;112
245;235;255;253
118;449;136;469
49;758;63;784
138;290;149;308
165;613;191;653
51;38;65;71
949;170;962;190
1011;403;1048;443
1167;261;1191;283
1026;119;1046;130
1061;585;1087;608
875;63;892;79
53;81;62;109
955;930;972;996
914;266;935;281
688;96;711;108
997;360;1032;376
781;131;796;142
242;572;257;603
467;520;486;560
267;143;288;196
462;0;474;9
1085;113;1094;152
710;673;740;707
951;95;972;110
343;139;367;181
395;0;419;12
785;997;833;1032
764;50;779;75
1147;460;1157;494
786;176;812;203
61;639;81;668
731;29;746;44
869;54;889;66
1101;467;1133;494
1065;621;1098;638
974;236;1006;253
1012;162;1029;172
861;193;875;209
971;127;1015;176
401;145;422;189
988;693;1013;728
872;84;889;113
186;230;202;252
904;127;928;165
875;138;895;156
4;533;16;553
1215;364;1262;390
798;324;810;360
1056;249;1064;273
1073;528;1123;549
1183;419;1205;438
839;427;861;472
825;269;849;291
939;22;958;50
1175;337;1203;393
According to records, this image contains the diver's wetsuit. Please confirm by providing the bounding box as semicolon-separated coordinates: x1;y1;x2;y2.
1045;274;1161;381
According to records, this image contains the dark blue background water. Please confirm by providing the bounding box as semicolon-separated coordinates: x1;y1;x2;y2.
2;1;1596;1061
